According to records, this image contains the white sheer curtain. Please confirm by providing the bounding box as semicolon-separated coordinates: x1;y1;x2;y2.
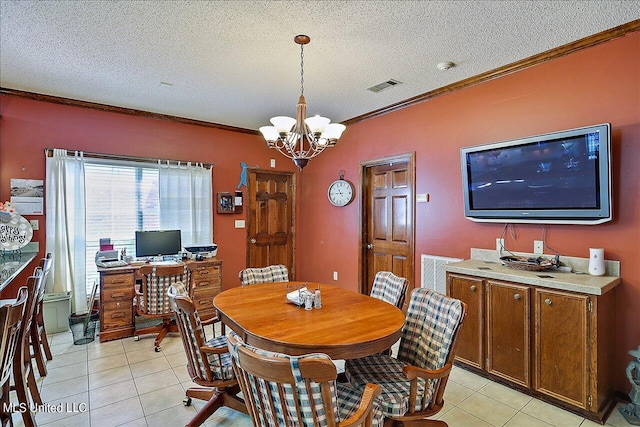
45;149;88;314
158;162;213;246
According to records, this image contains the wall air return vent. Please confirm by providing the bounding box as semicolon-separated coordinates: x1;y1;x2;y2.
367;79;402;93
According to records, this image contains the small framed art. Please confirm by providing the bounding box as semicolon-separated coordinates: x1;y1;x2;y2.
217;192;235;214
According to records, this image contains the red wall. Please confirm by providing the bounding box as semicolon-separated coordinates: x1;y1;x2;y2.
298;32;639;392
1;32;638;392
0;96;297;296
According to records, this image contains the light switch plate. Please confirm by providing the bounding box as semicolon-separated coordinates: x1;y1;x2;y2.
29;219;39;230
234;220;245;228
270;159;276;168
416;194;428;203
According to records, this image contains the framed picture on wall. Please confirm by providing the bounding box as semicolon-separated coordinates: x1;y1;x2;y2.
217;192;235;214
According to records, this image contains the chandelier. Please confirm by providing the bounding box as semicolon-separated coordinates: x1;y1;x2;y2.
259;35;346;171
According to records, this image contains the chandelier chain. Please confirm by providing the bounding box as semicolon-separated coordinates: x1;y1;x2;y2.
300;43;304;96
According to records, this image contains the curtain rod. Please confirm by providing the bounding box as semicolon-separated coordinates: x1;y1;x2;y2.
44;148;213;169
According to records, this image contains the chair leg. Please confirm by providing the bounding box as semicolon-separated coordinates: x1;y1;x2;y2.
185;388;223;427
36;302;53;361
30;326;47;377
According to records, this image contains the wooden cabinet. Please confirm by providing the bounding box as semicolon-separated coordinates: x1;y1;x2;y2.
486;280;530;387
534;288;590;409
448;274;484;369
446;272;615;423
99;269;136;342
188;259;222;322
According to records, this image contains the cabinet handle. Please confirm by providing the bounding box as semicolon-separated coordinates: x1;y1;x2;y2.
111;279;126;284
514;293;521;300
250;238;257;244
111;292;126;299
545;298;552;306
111;312;125;319
470;285;477;291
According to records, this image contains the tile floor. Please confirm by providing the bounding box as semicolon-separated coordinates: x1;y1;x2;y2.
8;327;635;427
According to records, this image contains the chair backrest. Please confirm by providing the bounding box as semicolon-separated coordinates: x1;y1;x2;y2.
398;288;465;372
239;264;289;286
137;264;189;315
369;271;408;309
0;287;28;389
36;253;53;302
167;285;234;384
227;332;344;426
21;268;43;337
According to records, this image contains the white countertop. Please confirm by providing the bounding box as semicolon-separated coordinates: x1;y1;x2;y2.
445;258;620;295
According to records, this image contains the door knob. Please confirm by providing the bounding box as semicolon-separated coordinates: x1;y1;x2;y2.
514;293;521;300
250;238;256;244
366;244;374;249
545;298;552;306
470;285;476;291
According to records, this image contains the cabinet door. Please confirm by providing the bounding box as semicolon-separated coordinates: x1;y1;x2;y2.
447;274;484;369
486;280;530;387
534;288;589;409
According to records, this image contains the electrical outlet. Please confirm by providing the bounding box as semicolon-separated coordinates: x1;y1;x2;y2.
534;240;544;255
29;220;39;230
333;271;338;281
270;159;276;168
496;238;504;251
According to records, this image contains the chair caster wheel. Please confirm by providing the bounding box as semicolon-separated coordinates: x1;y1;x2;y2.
134;336;140;341
154;346;161;352
183;397;192;406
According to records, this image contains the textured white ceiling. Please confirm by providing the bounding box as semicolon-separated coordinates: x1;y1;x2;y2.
1;1;638;131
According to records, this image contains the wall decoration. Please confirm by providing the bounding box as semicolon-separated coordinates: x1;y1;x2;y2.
217;192;235;214
10;178;44;215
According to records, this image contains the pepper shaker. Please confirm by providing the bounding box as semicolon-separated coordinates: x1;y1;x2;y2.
304;292;313;310
314;290;322;308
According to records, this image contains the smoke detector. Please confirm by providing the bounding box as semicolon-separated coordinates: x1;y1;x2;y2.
436;61;456;71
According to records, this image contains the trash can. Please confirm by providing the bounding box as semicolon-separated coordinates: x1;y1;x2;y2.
43;292;71;333
68;310;99;345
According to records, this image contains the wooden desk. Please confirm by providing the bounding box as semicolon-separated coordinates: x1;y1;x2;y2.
98;259;222;342
214;282;405;360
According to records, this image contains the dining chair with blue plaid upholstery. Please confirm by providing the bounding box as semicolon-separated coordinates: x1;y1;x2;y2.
135;264;189;351
167;284;246;427
227;331;384;427
369;271;408;309
238;264;289;286
345;288;466;426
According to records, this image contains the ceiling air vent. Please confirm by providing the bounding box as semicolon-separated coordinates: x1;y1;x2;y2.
367;79;402;93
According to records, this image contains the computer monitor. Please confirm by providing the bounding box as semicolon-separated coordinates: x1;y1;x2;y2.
135;230;182;258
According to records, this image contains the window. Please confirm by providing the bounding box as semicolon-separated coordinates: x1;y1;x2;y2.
84;161;161;293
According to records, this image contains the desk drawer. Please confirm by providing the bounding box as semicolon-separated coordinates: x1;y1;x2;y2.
102;273;134;286
192;285;219;317
191;265;221;280
102;301;133;328
103;286;134;302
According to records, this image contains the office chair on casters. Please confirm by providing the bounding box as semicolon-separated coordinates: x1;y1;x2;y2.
135;264;189;352
0;288;28;427
227;331;384;427
167;285;246;427
345;288;466;427
238;264;288;286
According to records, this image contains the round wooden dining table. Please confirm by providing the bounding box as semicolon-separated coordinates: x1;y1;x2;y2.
214;281;405;359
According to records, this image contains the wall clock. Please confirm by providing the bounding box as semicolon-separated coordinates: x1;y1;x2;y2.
327;171;355;207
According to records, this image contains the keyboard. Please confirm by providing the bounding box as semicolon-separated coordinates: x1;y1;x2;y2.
150;260;182;266
97;260;128;268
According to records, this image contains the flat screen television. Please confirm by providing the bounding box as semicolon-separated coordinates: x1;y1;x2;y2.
460;123;612;224
135;230;182;258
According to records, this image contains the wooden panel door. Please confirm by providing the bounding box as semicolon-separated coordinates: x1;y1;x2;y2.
447;273;484;369
486;280;530;387
361;154;414;306
534;288;590;409
247;170;295;278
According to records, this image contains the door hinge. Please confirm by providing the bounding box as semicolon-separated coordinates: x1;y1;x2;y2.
588;395;593;408
588;299;593;313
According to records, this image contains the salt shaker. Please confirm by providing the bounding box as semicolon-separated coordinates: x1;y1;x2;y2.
314;290;322;309
304;293;313;310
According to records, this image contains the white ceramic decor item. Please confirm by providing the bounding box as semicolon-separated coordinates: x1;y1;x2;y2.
588;248;606;276
0;213;33;251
